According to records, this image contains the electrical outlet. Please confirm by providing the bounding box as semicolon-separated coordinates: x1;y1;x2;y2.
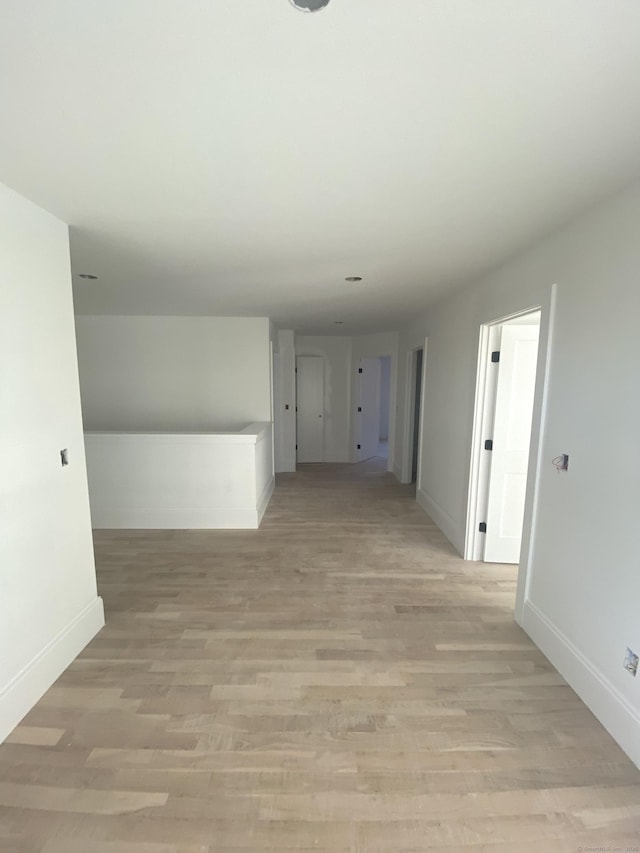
624;647;638;677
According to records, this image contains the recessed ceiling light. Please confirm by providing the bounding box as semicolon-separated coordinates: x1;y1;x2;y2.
78;273;98;280
289;0;331;11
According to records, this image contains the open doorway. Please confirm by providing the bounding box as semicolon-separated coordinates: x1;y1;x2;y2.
356;356;392;462
401;344;425;487
377;356;391;460
465;310;541;563
411;349;423;483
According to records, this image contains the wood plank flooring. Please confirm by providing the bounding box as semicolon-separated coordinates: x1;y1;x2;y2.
2;458;639;851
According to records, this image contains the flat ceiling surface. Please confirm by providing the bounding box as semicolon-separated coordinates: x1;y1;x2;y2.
2;1;640;333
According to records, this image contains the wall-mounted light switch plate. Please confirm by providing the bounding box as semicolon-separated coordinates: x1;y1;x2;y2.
624;647;638;677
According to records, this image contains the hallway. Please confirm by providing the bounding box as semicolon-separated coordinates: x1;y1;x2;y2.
1;460;639;851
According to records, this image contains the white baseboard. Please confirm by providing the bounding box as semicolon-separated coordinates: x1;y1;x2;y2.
416;487;464;555
0;597;105;744
256;476;275;526
90;506;264;529
521;600;640;770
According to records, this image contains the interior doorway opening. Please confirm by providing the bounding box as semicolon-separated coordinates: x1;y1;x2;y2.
411;348;424;484
465;309;541;564
356;356;392;462
401;343;426;487
377;356;391;460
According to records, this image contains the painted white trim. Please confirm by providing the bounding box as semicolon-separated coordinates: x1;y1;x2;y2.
515;286;557;623
415;346;426;494
85;428;265;444
89;507;265;529
0;597;105;744
256;476;275;526
464;324;496;560
401;340;428;485
522;600;640;771
416;486;464;553
400;349;416;484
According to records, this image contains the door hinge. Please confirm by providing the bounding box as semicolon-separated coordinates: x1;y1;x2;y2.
295;444;298;450
491;351;500;363
357;406;362;412
358;367;363;373
479;522;487;533
484;439;493;451
357;444;361;450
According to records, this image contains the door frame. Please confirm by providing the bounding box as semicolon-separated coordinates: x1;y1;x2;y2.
296;355;325;463
401;339;428;486
464;287;557;624
355;356;383;463
352;349;398;471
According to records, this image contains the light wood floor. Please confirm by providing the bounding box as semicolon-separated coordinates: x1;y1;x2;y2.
2;459;640;851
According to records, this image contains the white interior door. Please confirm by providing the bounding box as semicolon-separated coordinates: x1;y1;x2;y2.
296;356;324;463
484;324;540;563
357;357;382;461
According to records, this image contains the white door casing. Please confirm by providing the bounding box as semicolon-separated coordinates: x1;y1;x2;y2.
296;356;324;463
357;357;382;462
484;324;540;563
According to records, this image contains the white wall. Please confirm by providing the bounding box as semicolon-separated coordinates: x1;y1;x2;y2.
295;336;352;463
274;329;296;473
394;181;640;767
351;331;399;469
379;356;391;441
0;183;104;743
85;423;274;529
75;315;271;431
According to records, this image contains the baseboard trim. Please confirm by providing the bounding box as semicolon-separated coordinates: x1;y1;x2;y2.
256;476;275;526
416;487;464;555
0;597;105;744
91;506;263;529
522;600;640;770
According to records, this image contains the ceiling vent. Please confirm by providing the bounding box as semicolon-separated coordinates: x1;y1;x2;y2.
289;0;331;11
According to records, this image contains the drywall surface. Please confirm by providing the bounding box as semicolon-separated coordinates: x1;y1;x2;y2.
395;180;640;766
295;336;352;462
0;183;103;743
85;423;274;529
274;330;296;472
379;356;391;441
75;316;271;431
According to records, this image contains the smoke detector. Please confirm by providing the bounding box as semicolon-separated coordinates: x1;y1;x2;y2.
289;0;331;11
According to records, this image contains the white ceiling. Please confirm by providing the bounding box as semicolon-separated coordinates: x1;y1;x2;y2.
2;1;640;334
